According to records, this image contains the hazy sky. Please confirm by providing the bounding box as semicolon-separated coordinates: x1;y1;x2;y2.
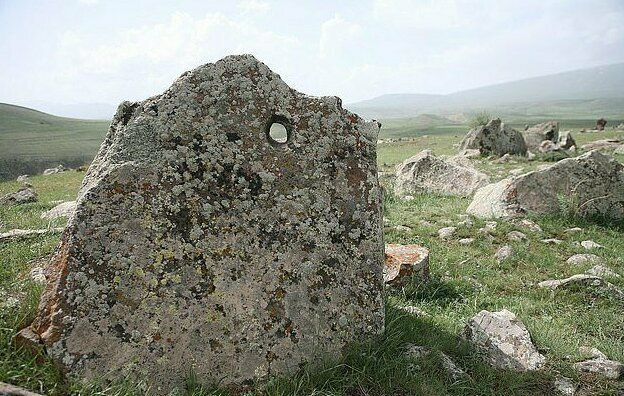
1;0;623;108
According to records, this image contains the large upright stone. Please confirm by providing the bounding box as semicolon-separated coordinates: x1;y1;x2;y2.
18;55;384;393
521;121;559;152
458;119;527;156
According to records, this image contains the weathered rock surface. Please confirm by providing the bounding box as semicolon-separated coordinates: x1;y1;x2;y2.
554;376;577;396
566;254;604;266
0;187;38;205
464;309;545;371
521;121;559;152
18;55;384;393
573;358;624;379
0;381;44;396
438;226;457;239
458;119;527;156
506;231;527;242
40;201;77;220
394;150;489;196
580;240;603;250
538;274;624;300
580;139;623;152
558;131;576;150
495;245;513;262
586;265;620;278
384;244;429;285
466;150;624;220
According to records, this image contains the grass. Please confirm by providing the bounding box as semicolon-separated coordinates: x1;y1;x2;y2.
1;118;624;395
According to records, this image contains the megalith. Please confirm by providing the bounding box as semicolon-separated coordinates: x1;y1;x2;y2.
18;55;384;393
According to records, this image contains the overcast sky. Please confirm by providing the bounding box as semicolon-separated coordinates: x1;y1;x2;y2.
1;0;623;109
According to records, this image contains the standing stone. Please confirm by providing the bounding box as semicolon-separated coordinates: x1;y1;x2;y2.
17;55;384;393
521;121;559;152
458;119;527;156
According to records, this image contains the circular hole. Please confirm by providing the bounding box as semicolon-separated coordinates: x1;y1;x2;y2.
268;122;288;145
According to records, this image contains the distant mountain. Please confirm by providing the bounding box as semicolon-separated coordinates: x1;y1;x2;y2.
22;101;116;120
0;103;109;180
348;63;624;119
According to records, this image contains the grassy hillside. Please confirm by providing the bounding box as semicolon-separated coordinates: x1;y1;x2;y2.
0;103;109;180
1;130;622;395
348;63;624;120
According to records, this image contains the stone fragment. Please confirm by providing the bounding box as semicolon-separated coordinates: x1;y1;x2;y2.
581;240;603;250
459;119;527;156
538;274;624;299
0;228;64;243
18;55;384;393
30;267;46;284
566;254;604;266
509;168;524;176
541;238;562;244
495;245;513;262
580;139;623;152
399;305;428;317
507;231;527;242
16;175;29;183
573;359;623;380
42;164;65;175
384;244;429;285
459;238;475;245
585;265;620;278
578;346;607;360
459;148;480;158
0;381;44;396
394;150;489;196
393;225;412;232
0;187;38;205
464;309;545;371
40;201;77;220
438;226;457;239
467;151;624;220
554;376;577;396
484;221;498;231
521;121;559;152
564;227;583;233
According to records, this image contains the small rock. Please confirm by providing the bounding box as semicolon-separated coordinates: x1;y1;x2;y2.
484;221;498;231
478;228;495;243
0;381;45;396
527;151;536;160
566;254;604;266
538;274;624;299
509;168;524;176
458;218;474;227
581;240;603;250
16;175;29;182
438;227;457;239
585;265;620;278
554;376;577;396
399;305;428;317
439;352;471;382
507;231;527;242
464;309;545;371
0;228;65;243
384;244;430;285
459;238;475;245
541;238;563;244
41;201;77;220
496;153;512;163
0;187;38;205
405;344;432;359
516;219;543;233
579;346;607;360
573;358;623;380
495;245;513;262
419;219;434;227
394;225;412;232
30;267;46;284
403;195;415;201
43;164;66;175
564;227;583;234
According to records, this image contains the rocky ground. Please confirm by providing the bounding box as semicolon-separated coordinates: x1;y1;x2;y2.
0;127;622;395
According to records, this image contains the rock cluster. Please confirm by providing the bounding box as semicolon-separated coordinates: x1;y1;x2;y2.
18;55;384;393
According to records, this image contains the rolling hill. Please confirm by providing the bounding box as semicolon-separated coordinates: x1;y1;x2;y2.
348;62;624;120
0;103;109;180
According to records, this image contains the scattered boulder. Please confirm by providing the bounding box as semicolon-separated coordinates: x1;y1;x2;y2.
17;55;385;392
538;274;623;300
506;231;527;242
42;164;66;175
464;309;546;371
574;358;623;380
458;119;527;156
40;201;77;220
566;254;604;266
586;265;620;278
467;150;624;220
521;121;559;152
384;244;430;285
438;226;457;239
0;187;38;205
16;175;29;183
558;131;576;150
554;376;577;396
580;139;623;152
580;240;603;250
394;150;489;196
495;245;513;262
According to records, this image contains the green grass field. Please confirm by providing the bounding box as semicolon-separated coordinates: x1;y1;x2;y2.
1;118;623;395
0;103;109;181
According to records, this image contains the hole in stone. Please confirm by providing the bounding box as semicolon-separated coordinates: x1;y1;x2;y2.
268;122;288;144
